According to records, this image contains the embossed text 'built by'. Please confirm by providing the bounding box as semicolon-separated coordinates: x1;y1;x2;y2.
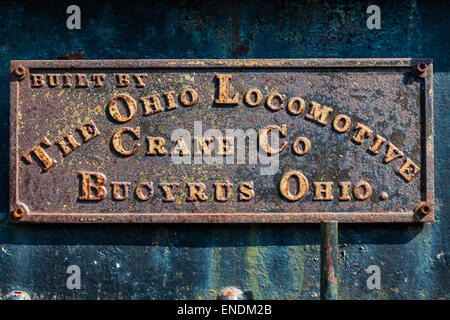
9;59;434;223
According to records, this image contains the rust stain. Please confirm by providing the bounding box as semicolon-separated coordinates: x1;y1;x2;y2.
325;239;338;285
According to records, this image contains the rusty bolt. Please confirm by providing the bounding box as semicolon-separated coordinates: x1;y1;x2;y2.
418;203;432;216
13;207;25;219
217;287;244;300
379;192;388;200
14;65;28;81
6;291;31;300
416;62;427;74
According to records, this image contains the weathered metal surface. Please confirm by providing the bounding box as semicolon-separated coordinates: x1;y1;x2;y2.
0;0;448;300
10;58;433;223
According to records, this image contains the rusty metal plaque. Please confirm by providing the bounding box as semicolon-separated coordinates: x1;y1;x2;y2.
9;59;434;223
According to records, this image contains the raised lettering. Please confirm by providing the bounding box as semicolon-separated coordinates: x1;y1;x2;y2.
47;74;59;87
31;74;44;87
146;137;167;155
333;114;351;133
214;182;233;202
195;137;214;156
279;171;309;201
141;95;162;116
368;134;386;154
56;133;80;156
339;182;351;201
91;74;105;87
384;142;404;163
352;123;373;144
292;137;310;156
239;182;254;201
164;91;178;110
171;138;190;156
133;74;147;87
305;101;333;125
159;183;178;202
180;88;198;106
287;97;305;115
22;138;56;172
107;94;137;123
313;182;333;201
76;120;100;143
111;182;130;201
78;171;106;201
215;74;239;105
136;182;153;201
266;93;284;111
111;127;140;156
75;74;88;87
259;125;287;154
244;88;263;107
354;182;372;200
397;158;420;182
187;183;208;201
217;137;234;156
116;74;129;87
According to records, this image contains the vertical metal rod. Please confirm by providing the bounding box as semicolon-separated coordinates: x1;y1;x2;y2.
320;220;338;300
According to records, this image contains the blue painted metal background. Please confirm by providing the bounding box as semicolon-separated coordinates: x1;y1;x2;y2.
0;0;448;299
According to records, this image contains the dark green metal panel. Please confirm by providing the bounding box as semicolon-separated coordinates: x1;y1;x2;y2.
0;0;448;299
